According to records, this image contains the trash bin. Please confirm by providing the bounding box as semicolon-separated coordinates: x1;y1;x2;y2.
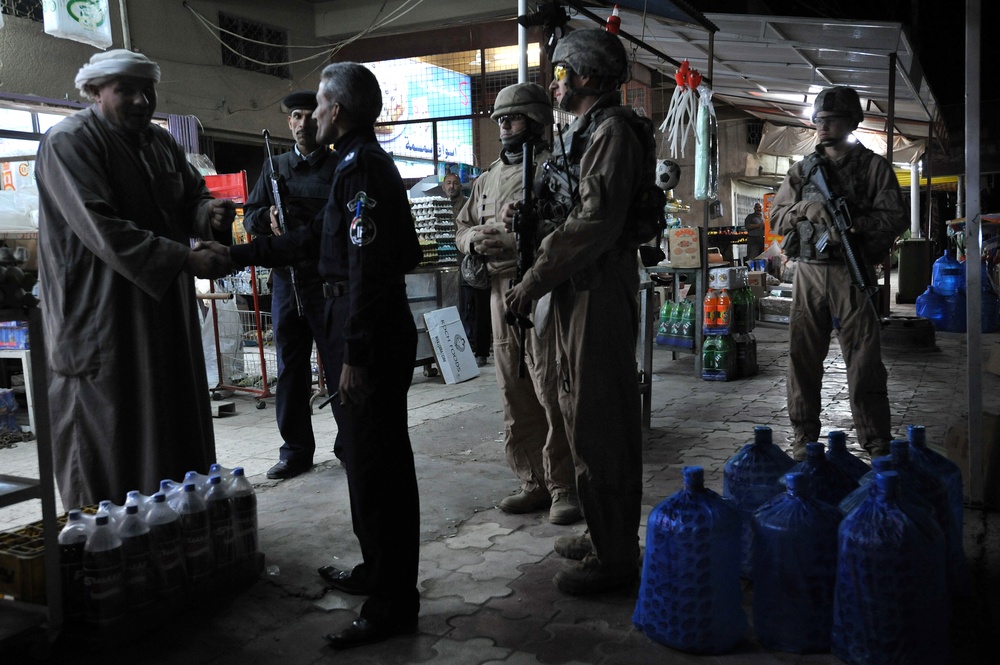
896;238;932;304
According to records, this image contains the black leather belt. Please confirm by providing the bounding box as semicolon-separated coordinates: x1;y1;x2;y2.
323;281;349;298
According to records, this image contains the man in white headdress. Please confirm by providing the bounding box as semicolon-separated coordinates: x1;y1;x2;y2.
35;49;235;508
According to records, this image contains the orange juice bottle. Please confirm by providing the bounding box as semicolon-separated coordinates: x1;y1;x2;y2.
704;290;718;329
717;289;732;329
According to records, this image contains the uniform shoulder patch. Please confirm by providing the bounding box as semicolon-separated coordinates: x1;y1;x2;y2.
347;191;378;246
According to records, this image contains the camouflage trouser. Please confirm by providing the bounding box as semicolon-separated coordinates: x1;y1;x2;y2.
490;270;575;496
786;261;892;456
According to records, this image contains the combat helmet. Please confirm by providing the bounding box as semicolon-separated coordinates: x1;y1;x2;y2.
551;28;630;88
812;86;864;127
491;82;553;128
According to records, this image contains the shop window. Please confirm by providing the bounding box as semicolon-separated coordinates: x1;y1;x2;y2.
0;0;43;22
218;12;289;79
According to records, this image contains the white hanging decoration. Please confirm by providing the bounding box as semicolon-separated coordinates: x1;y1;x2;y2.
658;60;702;159
43;0;113;50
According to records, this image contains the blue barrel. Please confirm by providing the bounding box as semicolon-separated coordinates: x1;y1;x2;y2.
723;426;796;578
752;473;843;653
832;472;949;665
907;425;971;596
634;466;748;653
785;442;859;506
824;431;870;482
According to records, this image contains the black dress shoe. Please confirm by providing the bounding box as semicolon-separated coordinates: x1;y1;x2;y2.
324;617;418;650
317;565;372;595
266;460;312;480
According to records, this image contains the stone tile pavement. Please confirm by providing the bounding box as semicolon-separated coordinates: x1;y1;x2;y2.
2;312;998;664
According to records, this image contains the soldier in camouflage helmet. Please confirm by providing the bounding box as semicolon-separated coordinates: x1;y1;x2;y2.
455;83;581;526
505;29;646;596
771;85;907;461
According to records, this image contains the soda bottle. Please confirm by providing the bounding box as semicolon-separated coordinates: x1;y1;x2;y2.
678;298;695;347
655;300;673;346
58;509;92;623
117;504;155;610
717;289;732;330
703;290;718;330
175;483;214;585
145;492;188;595
701;336;718;372
82;512;127;630
714;334;734;378
230;467;260;580
205;475;237;578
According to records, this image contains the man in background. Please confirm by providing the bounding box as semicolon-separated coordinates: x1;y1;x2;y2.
744;201;766;260
447;171;491;366
243;90;336;480
455;82;580;526
36;49;234;508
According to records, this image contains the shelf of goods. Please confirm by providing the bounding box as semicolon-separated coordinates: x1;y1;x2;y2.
700;267;758;382
0;307;62;649
411;196;457;268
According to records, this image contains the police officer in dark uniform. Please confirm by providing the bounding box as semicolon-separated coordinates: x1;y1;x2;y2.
228;62;423;649
243;90;337;480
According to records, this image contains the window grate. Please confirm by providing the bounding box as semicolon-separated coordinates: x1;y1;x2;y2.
0;0;43;21
218;12;289;79
747;119;764;146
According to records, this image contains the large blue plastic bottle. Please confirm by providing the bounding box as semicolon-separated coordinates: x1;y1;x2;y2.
931;249;963;296
785;442;859;506
838;456;897;516
915;285;946;328
906;426;971;597
634;466;748;653
832;471;949;665
824;431;870;482
722;425;796;578
752;473;843;653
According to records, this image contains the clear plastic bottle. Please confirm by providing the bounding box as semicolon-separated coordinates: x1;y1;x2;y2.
230;467;260;580
98;499;128;527
57;509;91;623
205;475;236;578
175;483;214;585
117;504;155;610
145;492;188;596
634;466;748;653
82;512;127;629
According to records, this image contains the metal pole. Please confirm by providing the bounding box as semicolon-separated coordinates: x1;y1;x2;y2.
966;0;983;506
911;162;920;237
518;0;528;83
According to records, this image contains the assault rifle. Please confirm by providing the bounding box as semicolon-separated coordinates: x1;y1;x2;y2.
262;129;304;317
806;156;883;323
505;140;537;378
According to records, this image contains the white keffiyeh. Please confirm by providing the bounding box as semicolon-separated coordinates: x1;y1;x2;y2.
75;49;161;99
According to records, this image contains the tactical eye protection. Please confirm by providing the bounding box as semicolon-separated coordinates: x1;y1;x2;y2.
553;64;570;82
812;114;850;127
496;113;526;126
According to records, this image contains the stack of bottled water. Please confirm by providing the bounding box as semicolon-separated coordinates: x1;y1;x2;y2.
58;465;260;632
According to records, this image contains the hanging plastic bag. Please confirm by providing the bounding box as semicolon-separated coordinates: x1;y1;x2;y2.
44;0;113;50
694;85;718;201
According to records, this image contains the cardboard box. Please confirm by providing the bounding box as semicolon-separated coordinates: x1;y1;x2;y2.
759;295;792;324
709;267;748;290
423;306;480;384
668;227;700;268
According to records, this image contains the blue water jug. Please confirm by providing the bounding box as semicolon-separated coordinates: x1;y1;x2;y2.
723;426;796;578
832;472;949;665
824;431;870;482
915;285;946;328
942;290;967;333
931;250;963;296
907;425;971;596
838;456;896;516
752;473;843;653
634;466;748;653
784;442;859;506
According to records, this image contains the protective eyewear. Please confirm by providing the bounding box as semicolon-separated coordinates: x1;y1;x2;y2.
553;64;570;82
496;113;526;126
812;114;849;128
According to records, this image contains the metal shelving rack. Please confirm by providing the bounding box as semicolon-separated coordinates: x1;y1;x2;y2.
0;307;61;650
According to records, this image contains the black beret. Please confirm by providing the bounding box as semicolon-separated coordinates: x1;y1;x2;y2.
281;90;318;113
